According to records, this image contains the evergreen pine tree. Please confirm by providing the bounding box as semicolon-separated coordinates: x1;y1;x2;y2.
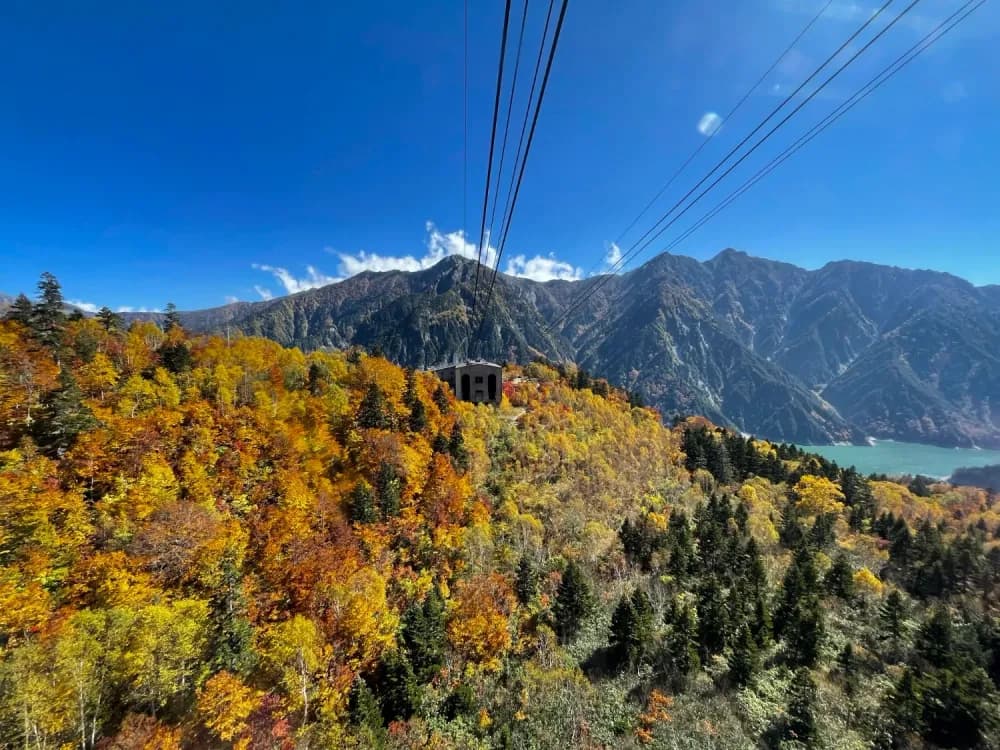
553;561;591;643
786;597;824;668
348;677;387;746
403;370;428;431
609;589;655;671
610;594;637;671
358;383;392;429
33;369;97;455
5;294;34;325
401;588;446;682
664;603;700;686
407;395;427;433
448;423;469;471
96;305;123;332
158;341;193;373
432;383;451;413
879;590;907;644
884;667;924;744
729;625;759;687
696;579;729;660
915;607;954;670
824;552;855;599
751;593;773;649
348;480;378;524
431;432;449;454
515;555;537;605
372;650;417;724
784;668;819;748
375;462;401;518
163;302;182;331
31;271;66;348
210;555;258;676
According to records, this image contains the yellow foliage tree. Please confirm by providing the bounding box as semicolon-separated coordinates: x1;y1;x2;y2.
794;475;846;516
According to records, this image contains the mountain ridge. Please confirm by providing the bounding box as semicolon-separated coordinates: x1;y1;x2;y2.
119;250;1000;448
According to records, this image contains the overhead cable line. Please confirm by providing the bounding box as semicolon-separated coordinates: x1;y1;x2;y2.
462;0;469;291
490;0;557;274
609;0;836;253
546;0;897;332
546;0;921;333
472;0;570;346
655;0;986;263
469;0;514;338
485;0;531;261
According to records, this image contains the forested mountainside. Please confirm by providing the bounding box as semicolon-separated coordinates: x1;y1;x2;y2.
3;278;1000;749
119;250;1000;448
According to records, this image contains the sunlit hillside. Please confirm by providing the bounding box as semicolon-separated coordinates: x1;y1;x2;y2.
1;280;998;749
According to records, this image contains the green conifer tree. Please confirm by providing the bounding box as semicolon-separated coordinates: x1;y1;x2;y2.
31;271;66;348
825;552;855;600
375;462;401;518
553;561;591;643
5;294;34;325
664;603;700;687
33;369;97;455
96;305;123;332
401;588;446;682
373;650;417;724
348;677;387;746
358;382;392;429
784;668;819;748
515;555;537;605
448;423;469;471
163;302;182;331
349;480;378;524
729;625;759;687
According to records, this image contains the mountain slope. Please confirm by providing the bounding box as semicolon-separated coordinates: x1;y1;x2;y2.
140;250;1000;447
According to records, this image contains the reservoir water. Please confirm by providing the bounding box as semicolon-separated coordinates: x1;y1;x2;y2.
795;441;1000;480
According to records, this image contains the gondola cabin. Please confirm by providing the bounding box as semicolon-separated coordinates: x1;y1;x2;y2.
431;360;503;406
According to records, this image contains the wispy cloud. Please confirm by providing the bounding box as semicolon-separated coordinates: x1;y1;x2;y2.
224;295;240;304
67;299;99;314
251;264;340;295
605;242;623;267
116;306;162;313
505;254;584;282
697;112;723;136
250;222;584;298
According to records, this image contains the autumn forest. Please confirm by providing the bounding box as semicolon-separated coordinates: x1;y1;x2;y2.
1;275;999;749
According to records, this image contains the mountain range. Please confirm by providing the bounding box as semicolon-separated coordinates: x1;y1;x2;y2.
89;250;1000;447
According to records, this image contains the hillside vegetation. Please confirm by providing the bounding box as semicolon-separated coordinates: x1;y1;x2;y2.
1;276;999;749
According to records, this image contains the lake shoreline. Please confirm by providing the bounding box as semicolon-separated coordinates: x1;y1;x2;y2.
795;440;1000;481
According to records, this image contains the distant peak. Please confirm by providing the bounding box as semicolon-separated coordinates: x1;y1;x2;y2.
713;248;748;260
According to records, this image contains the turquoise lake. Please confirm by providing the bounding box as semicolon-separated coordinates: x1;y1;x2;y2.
796;441;1000;480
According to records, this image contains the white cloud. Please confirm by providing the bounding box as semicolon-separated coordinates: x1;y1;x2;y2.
332;222;497;277
253;285;274;301
604;242;623;267
225;295;240;304
115;306;161;313
67;299;99;314
697;112;723;137
504;254;583;282
251;264;339;295
251;222;583;296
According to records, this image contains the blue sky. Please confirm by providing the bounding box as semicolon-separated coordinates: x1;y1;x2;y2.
2;0;998;311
